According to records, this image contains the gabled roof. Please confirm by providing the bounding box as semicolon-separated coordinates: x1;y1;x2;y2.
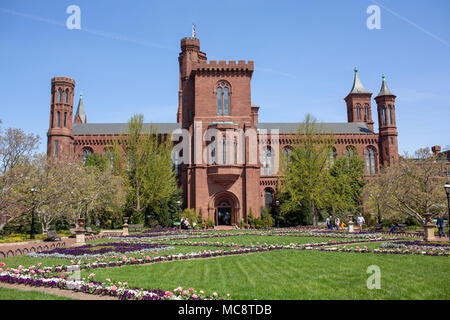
74;94;87;123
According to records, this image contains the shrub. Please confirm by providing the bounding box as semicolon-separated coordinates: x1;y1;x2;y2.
181;208;197;226
206;218;214;228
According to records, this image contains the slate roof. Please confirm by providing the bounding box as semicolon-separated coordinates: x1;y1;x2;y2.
256;122;374;134
348;68;371;95
73;122;374;135
376;75;395;97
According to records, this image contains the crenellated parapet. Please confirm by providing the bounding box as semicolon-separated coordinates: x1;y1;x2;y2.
196;60;254;75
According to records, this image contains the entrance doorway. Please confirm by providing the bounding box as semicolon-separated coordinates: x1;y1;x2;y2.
216;200;232;226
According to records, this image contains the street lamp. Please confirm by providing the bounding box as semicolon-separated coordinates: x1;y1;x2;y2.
444;182;450;236
30;188;36;240
275;200;280;228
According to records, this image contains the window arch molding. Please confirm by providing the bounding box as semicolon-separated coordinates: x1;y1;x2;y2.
82;147;93;165
215;80;232;116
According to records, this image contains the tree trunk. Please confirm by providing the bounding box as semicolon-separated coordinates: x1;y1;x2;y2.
311;199;317;226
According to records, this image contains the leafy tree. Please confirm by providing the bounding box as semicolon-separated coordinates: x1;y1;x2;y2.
84;152;107;171
280;114;335;225
364;148;447;226
328;154;365;219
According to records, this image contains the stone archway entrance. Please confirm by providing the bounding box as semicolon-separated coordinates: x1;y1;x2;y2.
209;192;240;227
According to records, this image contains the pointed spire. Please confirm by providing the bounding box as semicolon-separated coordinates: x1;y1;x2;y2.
348;67;371;94
74;93;87;124
376;74;395;97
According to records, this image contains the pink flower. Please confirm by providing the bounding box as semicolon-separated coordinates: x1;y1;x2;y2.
189;288;194;292
18;265;23;270
60;274;65;278
192;294;198;299
0;262;5;267
183;290;189;296
111;285;117;291
89;273;95;278
38;269;43;273
106;278;111;282
165;291;173;297
0;268;2;272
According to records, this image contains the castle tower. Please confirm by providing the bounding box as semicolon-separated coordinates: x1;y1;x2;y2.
344;68;374;131
47;77;75;159
375;74;398;166
74;93;87;124
177;37;207;125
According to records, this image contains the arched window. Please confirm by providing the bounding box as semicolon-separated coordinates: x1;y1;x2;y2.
262;146;273;176
105;148;114;168
221;138;228;164
345;146;356;158
283;147;292;167
364;105;369;120
365;147;376;176
65;89;69;104
356;105;361;120
58;88;62;102
382;107;387;125
217;81;230;116
264;188;274;208
327;147;337;168
388;105;393;124
56;111;60;127
82;148;93;165
64;112;67;128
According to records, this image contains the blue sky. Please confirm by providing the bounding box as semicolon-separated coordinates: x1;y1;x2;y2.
1;0;449;155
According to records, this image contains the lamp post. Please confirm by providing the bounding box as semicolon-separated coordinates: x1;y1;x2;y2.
445;182;450;236
30;188;36;240
275;200;280;228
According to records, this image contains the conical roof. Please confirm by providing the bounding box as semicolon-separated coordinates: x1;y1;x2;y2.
376;74;395;97
348;67;371;94
75;94;87;124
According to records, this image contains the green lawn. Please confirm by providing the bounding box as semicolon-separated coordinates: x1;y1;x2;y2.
82;249;450;300
0;287;74;300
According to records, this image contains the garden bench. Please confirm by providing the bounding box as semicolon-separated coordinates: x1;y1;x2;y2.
173;221;181;229
44;230;61;242
85;227;96;235
374;223;383;232
128;224;144;232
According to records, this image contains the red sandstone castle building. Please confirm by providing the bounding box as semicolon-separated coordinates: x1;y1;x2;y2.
47;37;399;227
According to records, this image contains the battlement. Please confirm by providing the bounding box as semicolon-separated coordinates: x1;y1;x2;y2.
181;37;200;50
51;76;75;85
196;60;254;72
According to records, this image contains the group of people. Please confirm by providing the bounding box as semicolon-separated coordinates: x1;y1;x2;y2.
180;217;191;230
325;214;366;232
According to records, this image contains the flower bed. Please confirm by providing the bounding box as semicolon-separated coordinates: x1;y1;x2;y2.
27;242;174;259
0;271;226;300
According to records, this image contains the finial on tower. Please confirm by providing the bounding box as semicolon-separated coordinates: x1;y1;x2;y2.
354;66;358;73
377;74;394;97
348;67;370;94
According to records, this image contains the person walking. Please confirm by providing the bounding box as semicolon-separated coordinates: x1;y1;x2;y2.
335;217;340;231
326;216;331;230
357;214;365;232
329;216;333;231
436;215;446;238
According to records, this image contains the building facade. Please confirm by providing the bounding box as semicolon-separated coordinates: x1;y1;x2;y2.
47;37;399;227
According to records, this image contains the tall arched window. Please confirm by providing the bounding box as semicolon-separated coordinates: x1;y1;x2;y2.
264;188;274;208
283;147;292;167
56;111;60;127
105;148;114;168
345;146;356;158
382;107;387;125
356;105;361;120
217;81;230;116
262;146;273;176
209;137;217;165
64;112;67;128
82;148;93;165
65;89;69;103
364;105;369;120
365;147;376;176
58;88;62;102
327;147;337;168
388;105;393;124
